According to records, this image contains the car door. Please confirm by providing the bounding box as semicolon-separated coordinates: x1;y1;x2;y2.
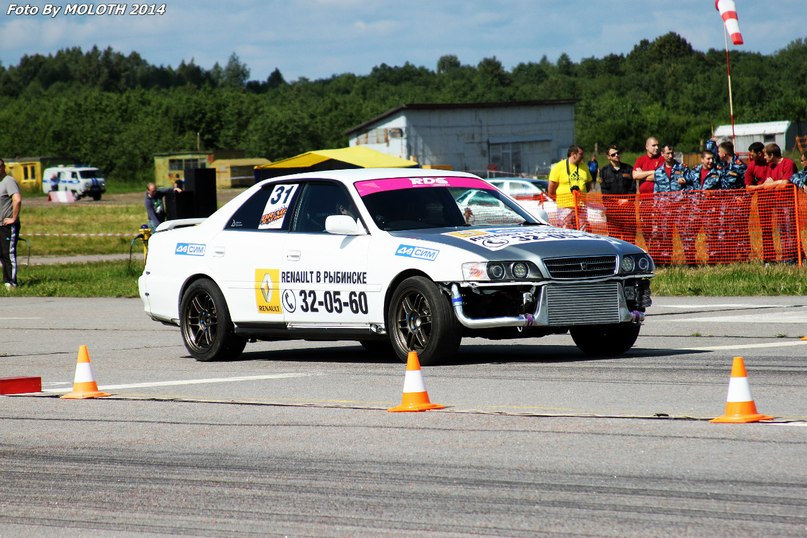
280;181;374;329
210;182;298;323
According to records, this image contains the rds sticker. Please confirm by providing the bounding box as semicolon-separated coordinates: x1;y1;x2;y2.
175;243;206;256
396;244;439;261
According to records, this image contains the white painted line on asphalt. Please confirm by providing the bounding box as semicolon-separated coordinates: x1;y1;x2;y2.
42;373;314;393
661;304;782;309
688;341;807;352
665;313;807;323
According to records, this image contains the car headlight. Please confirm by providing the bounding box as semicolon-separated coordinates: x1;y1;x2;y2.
620;257;635;273
619;254;654;274
512;262;529;279
488;263;506;280
462;261;541;281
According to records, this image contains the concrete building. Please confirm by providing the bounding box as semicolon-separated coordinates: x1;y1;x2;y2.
346;100;577;176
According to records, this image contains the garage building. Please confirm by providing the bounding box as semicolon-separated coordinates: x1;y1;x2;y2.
345;100;577;177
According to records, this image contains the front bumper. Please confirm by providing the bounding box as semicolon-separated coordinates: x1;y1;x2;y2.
449;279;651;330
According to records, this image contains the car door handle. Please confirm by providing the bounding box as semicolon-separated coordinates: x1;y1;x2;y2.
212;245;225;257
286;250;301;261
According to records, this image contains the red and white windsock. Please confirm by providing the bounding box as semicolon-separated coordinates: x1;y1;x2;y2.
715;0;743;45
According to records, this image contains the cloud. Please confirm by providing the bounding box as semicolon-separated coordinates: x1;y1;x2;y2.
0;0;803;80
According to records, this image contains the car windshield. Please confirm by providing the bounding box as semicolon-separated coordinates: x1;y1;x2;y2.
357;177;538;231
79;169;104;178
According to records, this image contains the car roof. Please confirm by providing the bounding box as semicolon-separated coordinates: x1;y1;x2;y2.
257;167;480;187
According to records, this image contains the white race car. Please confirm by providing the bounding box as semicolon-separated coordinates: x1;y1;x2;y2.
139;169;654;365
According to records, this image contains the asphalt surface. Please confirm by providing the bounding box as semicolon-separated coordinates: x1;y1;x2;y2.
1;296;806;536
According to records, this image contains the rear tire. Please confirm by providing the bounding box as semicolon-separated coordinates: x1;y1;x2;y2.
570;323;641;356
180;279;247;361
387;276;461;365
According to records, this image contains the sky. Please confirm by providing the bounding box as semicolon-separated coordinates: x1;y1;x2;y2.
0;0;803;82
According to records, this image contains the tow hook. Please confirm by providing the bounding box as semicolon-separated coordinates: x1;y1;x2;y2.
630;310;645;324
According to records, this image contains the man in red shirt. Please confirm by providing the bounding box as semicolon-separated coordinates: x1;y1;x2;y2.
633;137;664;193
763;143;797;182
747;143;798;263
632;137;664;260
744;142;767;187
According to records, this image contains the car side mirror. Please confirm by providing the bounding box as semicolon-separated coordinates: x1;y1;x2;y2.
325;215;366;236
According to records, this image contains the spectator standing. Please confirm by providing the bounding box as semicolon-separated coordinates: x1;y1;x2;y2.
791;152;807;191
744;142;777;263
633;137;664;194
747;144;798;263
684;150;721;264
145;182;181;230
633;137;664;258
744;142;768;187
715;141;750;262
588;154;599;186
599;145;636;244
548;145;593;229
763;143;797;182
652;145;690;264
0;159;22;288
762;143;797;263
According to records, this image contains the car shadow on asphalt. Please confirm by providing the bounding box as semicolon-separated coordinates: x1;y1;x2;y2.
230;343;702;366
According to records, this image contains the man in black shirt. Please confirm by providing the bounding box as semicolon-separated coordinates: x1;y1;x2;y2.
598;145;637;244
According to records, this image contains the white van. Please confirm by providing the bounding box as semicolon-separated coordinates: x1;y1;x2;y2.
42;165;107;200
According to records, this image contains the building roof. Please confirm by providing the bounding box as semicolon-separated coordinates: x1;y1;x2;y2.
255;146;417;170
212;157;271;166
714;121;791;137
345;99;578;135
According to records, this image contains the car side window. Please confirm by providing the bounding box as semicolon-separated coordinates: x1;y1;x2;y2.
510;182;536;196
225;183;300;231
290;182;358;233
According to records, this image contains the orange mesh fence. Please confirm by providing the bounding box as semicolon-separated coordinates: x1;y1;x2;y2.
525;187;805;266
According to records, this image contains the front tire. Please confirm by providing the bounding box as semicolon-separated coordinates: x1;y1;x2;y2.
180;279;247;361
387;276;461;366
570;323;641;356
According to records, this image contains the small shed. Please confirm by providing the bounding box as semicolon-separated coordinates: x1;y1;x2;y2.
154;151;267;188
254;147;418;181
212;157;271;188
714;121;795;152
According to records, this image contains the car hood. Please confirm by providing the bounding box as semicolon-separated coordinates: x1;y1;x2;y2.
388;225;642;260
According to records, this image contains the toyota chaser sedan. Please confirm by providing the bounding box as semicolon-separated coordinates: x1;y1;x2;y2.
139;168;654;365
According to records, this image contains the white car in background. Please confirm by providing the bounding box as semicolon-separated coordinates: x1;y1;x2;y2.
139;169;654;365
488;177;606;233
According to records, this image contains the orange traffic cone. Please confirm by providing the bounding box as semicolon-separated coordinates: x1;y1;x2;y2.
388;351;445;412
710;356;773;423
61;345;111;399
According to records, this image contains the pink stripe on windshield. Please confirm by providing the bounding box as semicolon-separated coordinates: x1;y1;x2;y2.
355;176;493;196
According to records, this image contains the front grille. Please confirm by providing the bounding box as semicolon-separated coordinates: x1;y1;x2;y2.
545;282;621;325
544;256;616;279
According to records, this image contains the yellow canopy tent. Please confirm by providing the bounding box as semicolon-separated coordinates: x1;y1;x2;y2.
254;146;418;181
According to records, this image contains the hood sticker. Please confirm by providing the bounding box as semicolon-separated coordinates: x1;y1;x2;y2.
444;228;599;251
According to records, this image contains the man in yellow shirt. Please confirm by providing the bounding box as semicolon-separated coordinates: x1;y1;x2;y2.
548;145;592;228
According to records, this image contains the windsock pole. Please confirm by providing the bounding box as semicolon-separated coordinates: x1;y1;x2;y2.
716;0;743;143
723;27;736;143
